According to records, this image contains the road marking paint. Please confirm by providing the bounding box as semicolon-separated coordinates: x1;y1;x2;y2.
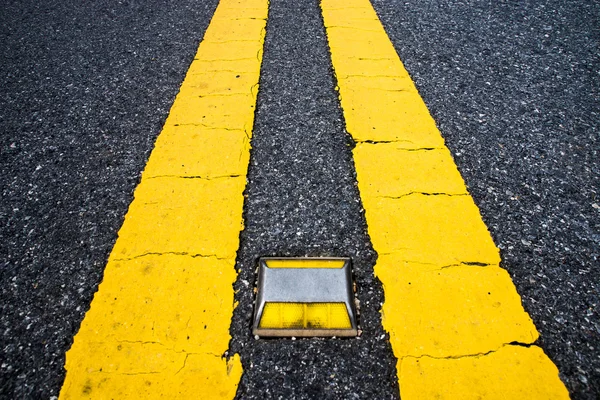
59;0;267;398
401;345;568;400
321;0;570;398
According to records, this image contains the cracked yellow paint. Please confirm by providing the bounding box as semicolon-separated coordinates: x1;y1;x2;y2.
366;194;501;266
321;0;569;397
167;92;256;129
60;0;268;397
110;177;247;260
66;256;238;352
376;263;538;358
400;345;570;399
352;144;467;199
143;126;251;179
63;351;243;399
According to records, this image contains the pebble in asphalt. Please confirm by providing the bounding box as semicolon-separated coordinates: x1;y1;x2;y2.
227;0;399;398
370;0;599;398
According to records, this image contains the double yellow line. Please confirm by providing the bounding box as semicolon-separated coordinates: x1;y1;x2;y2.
60;0;569;398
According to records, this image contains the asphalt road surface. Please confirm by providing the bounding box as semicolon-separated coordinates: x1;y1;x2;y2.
1;0;598;398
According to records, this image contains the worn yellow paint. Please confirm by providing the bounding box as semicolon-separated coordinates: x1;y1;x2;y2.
61;257;245;398
400;345;571;399
376;263;538;358
352;145;467;198
110;177;247;261
60;0;268;397
143;126;251;179
366;195;501;266
321;0;569;397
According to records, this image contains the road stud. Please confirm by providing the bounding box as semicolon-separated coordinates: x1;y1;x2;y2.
252;257;358;337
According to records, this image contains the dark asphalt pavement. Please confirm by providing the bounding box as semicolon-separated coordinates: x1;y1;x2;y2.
1;0;598;398
229;0;399;397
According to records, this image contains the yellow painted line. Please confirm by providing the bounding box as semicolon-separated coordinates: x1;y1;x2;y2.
321;0;570;398
59;0;267;398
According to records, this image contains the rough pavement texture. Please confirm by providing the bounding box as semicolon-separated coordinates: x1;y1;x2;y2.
1;0;598;398
0;0;218;397
228;0;400;398
370;0;599;398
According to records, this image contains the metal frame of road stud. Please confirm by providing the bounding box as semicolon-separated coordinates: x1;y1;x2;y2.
253;257;358;337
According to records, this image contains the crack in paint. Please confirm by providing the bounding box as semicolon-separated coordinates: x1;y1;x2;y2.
396;147;442;151
175;354;190;375
170;123;247;132
113;252;229;262
433;262;495;271
145;174;242;181
251;82;260;98
377;192;469;200
354;143;443;152
376;257;495;270
354;139;413;144
459;261;492;267
84;349;226;377
399;342;537;362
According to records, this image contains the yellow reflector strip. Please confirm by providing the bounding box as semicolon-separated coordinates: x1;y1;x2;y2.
265;259;345;269
259;302;351;329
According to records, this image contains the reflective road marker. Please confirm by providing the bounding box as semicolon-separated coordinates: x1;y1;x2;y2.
321;0;570;398
59;0;267;398
252;258;358;337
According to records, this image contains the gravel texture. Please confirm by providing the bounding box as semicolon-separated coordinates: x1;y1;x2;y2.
370;0;599;398
228;0;399;398
0;0;218;397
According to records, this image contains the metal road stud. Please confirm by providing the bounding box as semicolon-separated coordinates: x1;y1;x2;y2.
252;257;358;337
